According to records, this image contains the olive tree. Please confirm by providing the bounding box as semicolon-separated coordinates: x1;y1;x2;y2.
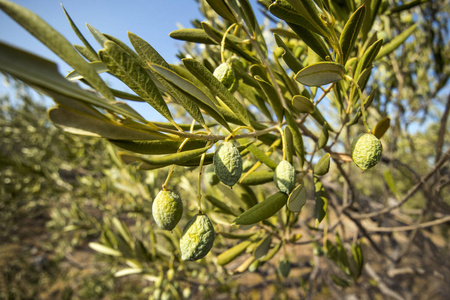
0;0;448;298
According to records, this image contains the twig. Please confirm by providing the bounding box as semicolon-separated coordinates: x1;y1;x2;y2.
366;215;450;233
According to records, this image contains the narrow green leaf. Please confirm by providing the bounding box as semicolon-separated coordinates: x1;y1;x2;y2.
254;75;285;123
269;0;326;37
150;64;231;132
66;61;108;80
254;236;272;259
0;1;114;100
114;268;143;277
248;144;278;170
205;195;239;216
169;28;216;44
74;44;98;62
376;24;418;59
389;0;430;14
99;41;174;123
285;111;305;166
346;89;376;126
274;33;304;73
103;33;142;64
354;38;383;80
286;0;330;38
260;242;282;262
151;69;206;127
284;126;294;163
182;58;251;127
372;117;390;139
240;171;274;185
383;169;398;197
314;175;327;226
109;139;207;155
217;240;253;266
61;5;97;60
278;259;291;277
205;0;236;22
48;105;165;140
317;123;329;149
292;95;315;114
89;242;121;256
287;181;307;212
339;4;366;63
128;32;171;69
112;217;133;245
218;231;256;239
138;145;212;167
86;23;108;46
288;22;331;60
295;62;345;86
314;153;331;175
233;192;288;225
0;43;149;122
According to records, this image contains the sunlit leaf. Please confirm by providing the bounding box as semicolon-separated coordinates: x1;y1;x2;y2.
233;192;288;225
287;181;307;212
372;117;390;139
295;62;345;86
339;4;366;63
0;1;115;101
376;24;418;59
217;240;253;266
314;153;331;175
182;58;251;127
314;175;327;226
292;95;314;114
99;40;175;124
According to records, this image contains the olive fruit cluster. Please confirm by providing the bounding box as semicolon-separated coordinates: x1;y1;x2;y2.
351;133;383;171
152;190;215;261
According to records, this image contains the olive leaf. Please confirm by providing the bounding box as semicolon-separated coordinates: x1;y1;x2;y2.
240;171;274;185
109;139;208;155
295;62;345;86
217;240;254;266
99;40;175;124
314;175;327;226
317;123;329;149
61;5;97;60
182;58;252;127
48;104;166;140
205;0;236;23
0;1;115;101
254;75;285;123
372;117;390;139
376;24;418;59
292;95;315;114
288;22;331;60
254;235;272;259
248;144;278;170
354;38;383;80
128;32;171;69
66;61;108;80
287;181;307;212
314;153;331;176
339;4;366;63
285;111;305;166
233;192;288;225
149;64;232;132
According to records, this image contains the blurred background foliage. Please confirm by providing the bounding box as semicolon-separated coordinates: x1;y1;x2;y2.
1;0;449;299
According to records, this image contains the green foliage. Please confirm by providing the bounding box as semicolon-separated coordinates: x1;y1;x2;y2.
1;0;449;298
